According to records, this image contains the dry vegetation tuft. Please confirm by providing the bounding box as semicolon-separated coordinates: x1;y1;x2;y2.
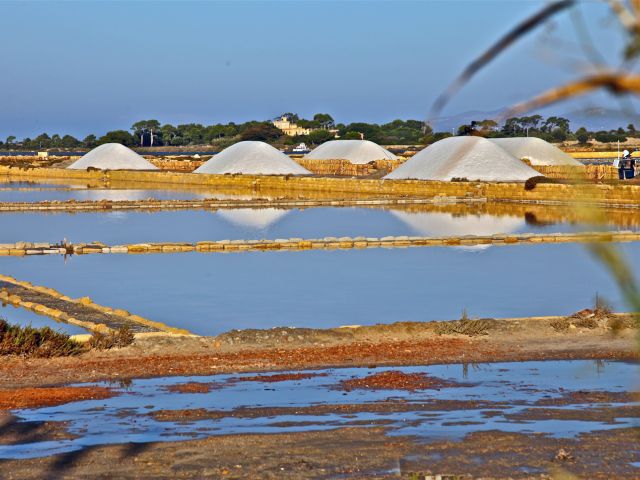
88;325;135;350
0;317;83;357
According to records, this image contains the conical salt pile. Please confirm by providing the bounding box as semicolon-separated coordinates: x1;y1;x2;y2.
384;136;540;182
194;141;310;175
490;137;583;167
68;143;158;170
304;140;397;164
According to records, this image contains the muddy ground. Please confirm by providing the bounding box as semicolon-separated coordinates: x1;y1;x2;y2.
0;314;638;479
0;314;637;392
1;426;638;479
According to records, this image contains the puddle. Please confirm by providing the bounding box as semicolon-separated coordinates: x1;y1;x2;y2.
0;243;636;335
1;206;639;244
0;360;637;459
0;303;86;336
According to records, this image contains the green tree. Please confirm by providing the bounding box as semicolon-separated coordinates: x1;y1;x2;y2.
131;120;161;147
342;131;363;140
307;129;334;145
457;121;480;136
280;112;299;122
575;127;590;144
6;135;16;145
477;119;498;132
60;135;80;148
83;135;97;148
313;113;335;128
340;123;383;143
542;116;571;134
240;123;282;142
97;130;136;146
160;124;179;145
34;133;51;149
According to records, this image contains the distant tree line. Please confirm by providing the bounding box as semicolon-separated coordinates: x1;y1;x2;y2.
1;113;636;150
455;114;635;145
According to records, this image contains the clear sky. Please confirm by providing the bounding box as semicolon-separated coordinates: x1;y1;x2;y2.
0;0;629;138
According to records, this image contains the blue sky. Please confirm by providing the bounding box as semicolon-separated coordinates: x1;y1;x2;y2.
0;0;630;138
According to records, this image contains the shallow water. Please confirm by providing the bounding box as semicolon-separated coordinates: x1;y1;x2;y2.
0;179;255;202
0;244;636;335
0;304;86;335
1;206;638;244
0;187;213;202
0;360;637;459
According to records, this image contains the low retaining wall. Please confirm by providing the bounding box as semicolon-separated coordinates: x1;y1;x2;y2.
294;159;403;177
2;232;637;257
147;158;404;176
1;166;639;207
0;197;451;213
148;158;205;171
0;274;192;336
533;165;618;181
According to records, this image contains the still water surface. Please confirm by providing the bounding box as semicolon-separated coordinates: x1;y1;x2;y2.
0;244;635;335
0;360;636;459
2;207;638;244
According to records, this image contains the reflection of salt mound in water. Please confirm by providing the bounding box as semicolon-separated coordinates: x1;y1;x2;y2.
68;143;158;170
304;140;398;164
391;211;525;237
218;208;289;230
74;190;151;201
490;137;583;167
391;211;525;251
194;141;310;175
384;136;540;182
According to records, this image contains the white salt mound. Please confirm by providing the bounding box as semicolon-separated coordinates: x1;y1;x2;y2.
68;143;158;170
304;140;398;164
490;137;583;167
194;141;310;175
384;136;540;182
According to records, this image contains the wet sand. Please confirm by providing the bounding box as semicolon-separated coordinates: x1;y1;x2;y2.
1;426;638;479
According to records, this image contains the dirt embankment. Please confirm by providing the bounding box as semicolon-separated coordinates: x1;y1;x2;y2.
0;314;636;392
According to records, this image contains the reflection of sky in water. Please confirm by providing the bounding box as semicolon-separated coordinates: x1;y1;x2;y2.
1;360;637;459
0;244;636;335
1;207;637;244
0;304;86;335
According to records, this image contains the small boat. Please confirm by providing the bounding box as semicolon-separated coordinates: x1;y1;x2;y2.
292;143;310;154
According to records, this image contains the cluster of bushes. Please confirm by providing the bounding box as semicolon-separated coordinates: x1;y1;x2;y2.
0;318;83;357
0;317;134;357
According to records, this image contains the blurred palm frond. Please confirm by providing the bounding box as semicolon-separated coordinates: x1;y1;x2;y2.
431;0;575;118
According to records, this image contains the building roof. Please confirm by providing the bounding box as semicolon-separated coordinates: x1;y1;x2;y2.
304;140;398;164
68;143;159;170
490;137;583;166
194;141;310;175
384;136;540;182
